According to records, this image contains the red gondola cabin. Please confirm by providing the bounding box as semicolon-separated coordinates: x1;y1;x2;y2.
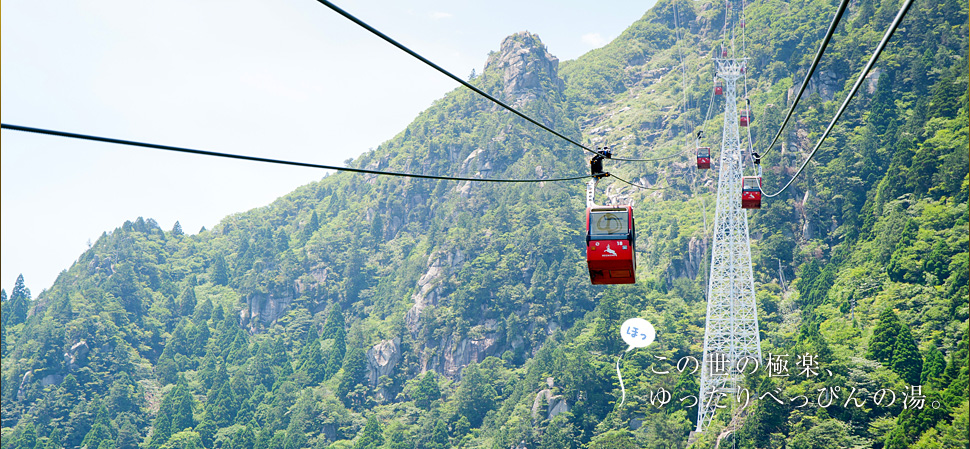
586;205;636;284
741;176;762;209
740;109;753;126
697;147;711;169
715;80;724;96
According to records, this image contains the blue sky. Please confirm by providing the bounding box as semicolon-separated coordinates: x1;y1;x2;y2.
2;0;658;294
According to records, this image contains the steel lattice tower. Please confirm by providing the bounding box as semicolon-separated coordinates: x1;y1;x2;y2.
695;58;762;433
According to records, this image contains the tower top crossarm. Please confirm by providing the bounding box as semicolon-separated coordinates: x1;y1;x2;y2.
715;58;748;81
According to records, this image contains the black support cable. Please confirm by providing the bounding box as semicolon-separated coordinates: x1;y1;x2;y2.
612;173;668;191
762;0;915;197
315;0;598;156
611;145;694;163
759;0;851;161
0;124;591;184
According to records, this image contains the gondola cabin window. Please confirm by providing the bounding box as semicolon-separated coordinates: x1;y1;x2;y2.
589;210;629;238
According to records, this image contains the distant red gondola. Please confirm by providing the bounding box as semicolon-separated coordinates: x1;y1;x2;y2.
741;176;762;209
697;147;711;169
586;205;636;284
715;80;724;96
740;109;753;126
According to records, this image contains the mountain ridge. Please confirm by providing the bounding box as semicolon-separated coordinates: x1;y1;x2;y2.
2;0;967;447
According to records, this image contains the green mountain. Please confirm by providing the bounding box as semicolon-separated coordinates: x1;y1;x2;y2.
2;0;967;448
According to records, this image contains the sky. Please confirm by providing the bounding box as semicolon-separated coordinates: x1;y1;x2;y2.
1;0;659;295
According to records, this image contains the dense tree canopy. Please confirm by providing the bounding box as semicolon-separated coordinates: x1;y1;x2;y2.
1;0;967;447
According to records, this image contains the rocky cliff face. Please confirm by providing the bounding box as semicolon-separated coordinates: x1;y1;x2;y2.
423;332;500;378
484;32;564;106
367;338;402;400
665;236;708;286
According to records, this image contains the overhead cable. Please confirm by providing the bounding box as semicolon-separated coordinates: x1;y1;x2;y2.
758;0;851;161
612;173;668;191
0;124;590;184
762;0;915;197
314;0;598;156
611;144;695;163
610;0;696;164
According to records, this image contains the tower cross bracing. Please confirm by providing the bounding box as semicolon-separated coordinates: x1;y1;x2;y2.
695;58;763;433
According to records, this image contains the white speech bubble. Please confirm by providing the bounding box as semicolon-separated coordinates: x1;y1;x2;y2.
620;318;655;351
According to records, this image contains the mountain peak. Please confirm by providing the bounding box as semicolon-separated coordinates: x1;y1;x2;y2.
484;32;563;105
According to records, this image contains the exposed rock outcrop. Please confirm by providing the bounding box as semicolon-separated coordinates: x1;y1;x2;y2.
405;249;467;333
243;292;295;330
64;340;89;369
484;32;564;106
367;338;402;400
665;237;708;285
531;377;570;422
405;256;446;333
423;333;499;378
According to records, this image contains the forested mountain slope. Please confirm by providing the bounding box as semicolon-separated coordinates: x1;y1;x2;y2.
1;0;967;447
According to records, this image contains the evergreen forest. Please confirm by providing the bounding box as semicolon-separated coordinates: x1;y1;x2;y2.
1;0;967;447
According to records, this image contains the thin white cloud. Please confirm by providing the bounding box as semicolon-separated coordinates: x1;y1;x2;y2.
430;11;452;19
581;32;607;48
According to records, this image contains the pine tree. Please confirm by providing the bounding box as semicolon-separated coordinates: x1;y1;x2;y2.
427;421;449;449
942;332;968;386
887;220;919;283
806;264;836;308
302;211;320;243
323;307;347;379
229;426;256;449
352;416;384;449
455;363;497;427
594;294;622;353
172;379;196;432
323;305;346;339
884;424;908;449
80;416;113;449
211;255;229;287
795;260;821;294
16;422;37;449
282;430;307;449
275;229;290;252
116;416;141;449
891;324;923;385
923;240;950;284
46;429;64;449
538;415;578;449
867;308;902;365
1;289;7;327
195;418;218;449
588;430;639;449
337;348;368;408
205;382;236;427
172;221;184;236
298;327;326;384
178;286;197;317
922;345;947;385
383;422;411;449
672;369;699;423
412;371;440;410
7;274;31;326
